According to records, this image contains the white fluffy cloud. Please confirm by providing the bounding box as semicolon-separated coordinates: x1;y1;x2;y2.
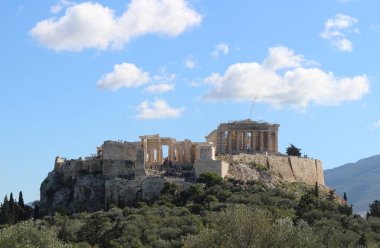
212;43;229;58
371;120;380;129
135;99;184;119
97;63;150;90
144;83;175;94
50;0;74;14
320;14;358;52
30;0;202;51
184;55;197;69
205;46;369;109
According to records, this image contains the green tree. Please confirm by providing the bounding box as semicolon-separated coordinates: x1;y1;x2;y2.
295;193;315;218
205;195;218;211
33;204;40;219
18;191;25;208
161;182;179;196
314;182;319;198
286;144;301;157
184;205;320;248
369;200;380;217
9;193;15;224
0;195;12;224
343;192;347;202
198;173;223;187
357;233;367;247
78;212;113;246
0;220;70;248
328;189;336;201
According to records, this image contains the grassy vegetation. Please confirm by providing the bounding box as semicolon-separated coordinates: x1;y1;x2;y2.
247;161;270;173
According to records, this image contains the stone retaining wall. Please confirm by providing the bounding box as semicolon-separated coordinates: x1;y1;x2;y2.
231;154;325;185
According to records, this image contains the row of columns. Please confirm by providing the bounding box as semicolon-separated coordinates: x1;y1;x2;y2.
141;139;193;164
219;130;278;154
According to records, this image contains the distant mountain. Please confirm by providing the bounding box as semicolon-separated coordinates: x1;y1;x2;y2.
324;155;380;213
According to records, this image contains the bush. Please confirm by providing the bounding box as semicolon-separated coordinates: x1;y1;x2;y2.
0;220;70;248
184;205;320;248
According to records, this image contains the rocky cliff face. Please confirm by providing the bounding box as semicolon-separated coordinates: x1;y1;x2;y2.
40;171;105;215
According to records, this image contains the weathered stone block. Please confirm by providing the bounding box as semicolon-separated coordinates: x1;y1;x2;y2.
105;178;139;206
103;160;135;179
289;156;319;184
315;160;325;185
142;177;166;200
268;155;295;181
193;160;229;178
102;141;139;160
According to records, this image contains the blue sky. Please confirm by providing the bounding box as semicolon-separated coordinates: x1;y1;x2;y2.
1;0;380;202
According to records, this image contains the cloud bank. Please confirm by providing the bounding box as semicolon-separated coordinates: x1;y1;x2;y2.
31;0;202;51
205;46;369;109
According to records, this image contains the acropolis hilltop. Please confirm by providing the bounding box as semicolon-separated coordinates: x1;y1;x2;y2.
40;119;324;214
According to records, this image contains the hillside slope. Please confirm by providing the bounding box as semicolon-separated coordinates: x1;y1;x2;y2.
324;155;380;212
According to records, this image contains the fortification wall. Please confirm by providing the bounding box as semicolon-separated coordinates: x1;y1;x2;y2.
268;156;295;181
102;141;140;160
135;148;146;178
142;177;166;200
105;178;140;206
61;161;74;181
193;160;229;178
315;160;324;186
231;154;325;185
72;160;86;179
103;160;135;179
289;157;317;184
86;158;103;174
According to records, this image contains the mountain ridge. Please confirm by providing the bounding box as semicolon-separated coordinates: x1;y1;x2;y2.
324;154;380;212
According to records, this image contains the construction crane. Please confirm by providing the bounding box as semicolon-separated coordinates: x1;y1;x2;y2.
248;98;257;120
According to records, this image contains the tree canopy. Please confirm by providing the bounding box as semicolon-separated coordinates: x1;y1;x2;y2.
286;144;302;157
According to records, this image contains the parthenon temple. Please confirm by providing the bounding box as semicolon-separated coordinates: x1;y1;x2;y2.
206;119;280;155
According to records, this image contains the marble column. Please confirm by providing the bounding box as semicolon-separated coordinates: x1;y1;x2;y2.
260;132;264;152
251;131;255;151
227;131;232;153
184;141;191;163
235;131;240;152
168;144;174;161
273;132;278;152
267;132;272;152
178;148;183;163
149;145;154;163
142;139;148;162
243;131;246;151
174;148;178;162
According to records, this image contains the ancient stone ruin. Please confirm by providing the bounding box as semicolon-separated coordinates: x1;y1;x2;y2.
207;119;280;154
39;119;325;214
